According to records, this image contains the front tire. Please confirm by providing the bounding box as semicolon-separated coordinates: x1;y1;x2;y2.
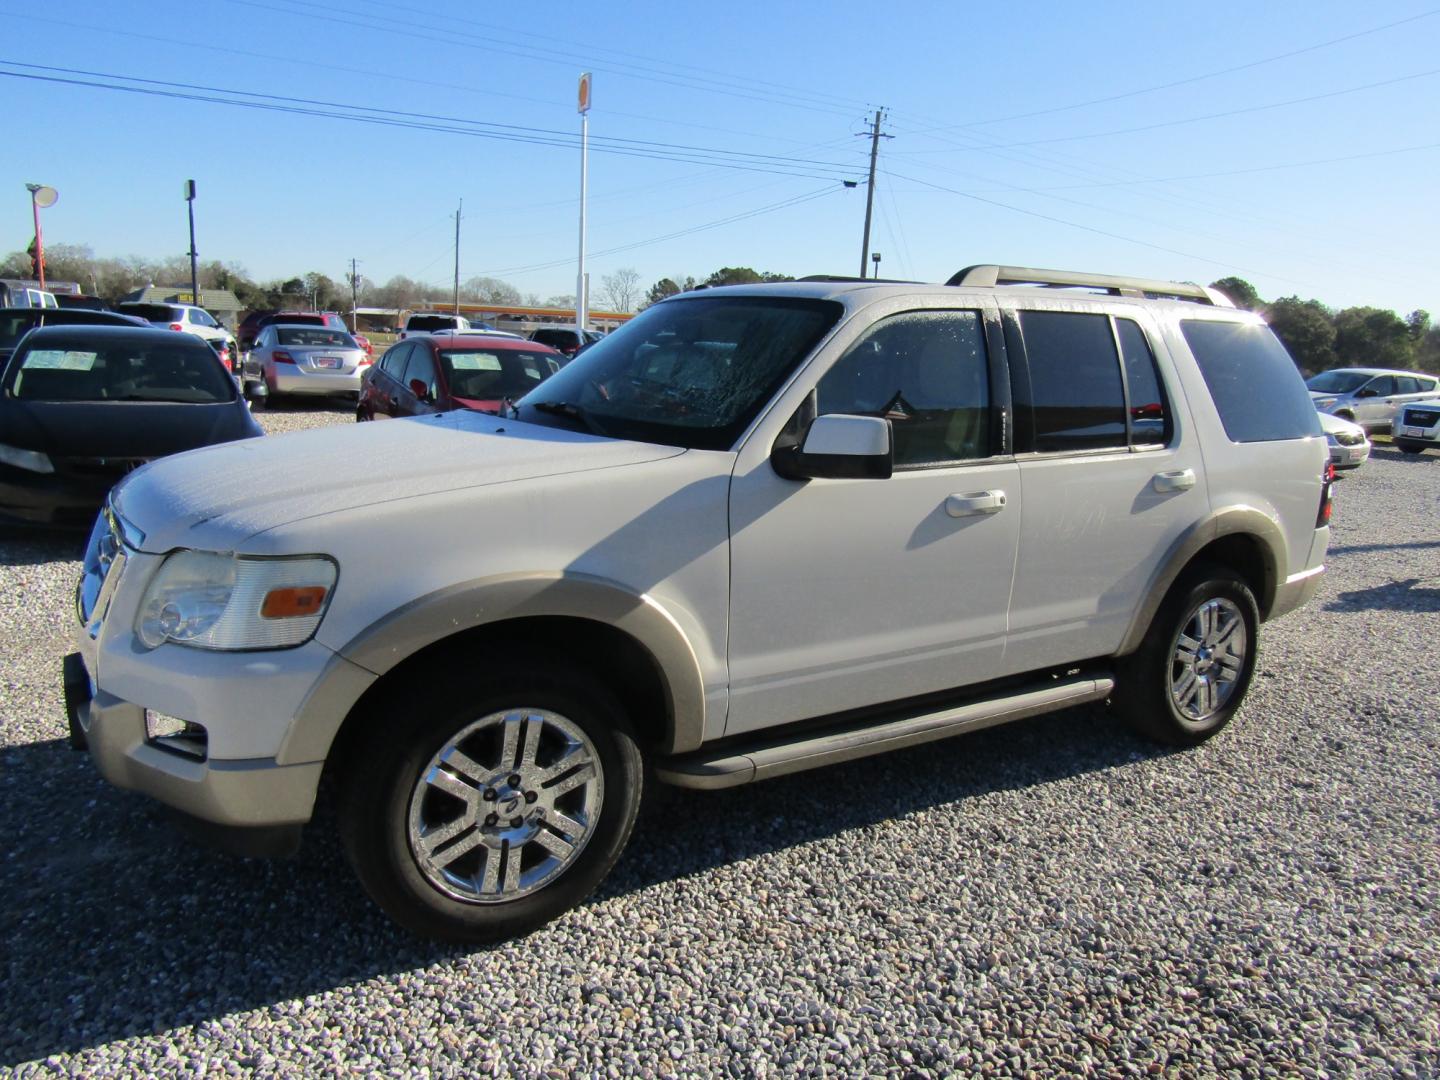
1112;565;1259;746
338;664;643;943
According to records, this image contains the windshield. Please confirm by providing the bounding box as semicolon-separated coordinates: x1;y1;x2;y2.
516;296;841;450
277;328;354;348
1306;370;1371;394
8;339;235;403
440;349;556;400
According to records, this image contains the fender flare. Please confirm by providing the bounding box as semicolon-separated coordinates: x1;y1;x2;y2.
1115;506;1285;657
278;572;707;764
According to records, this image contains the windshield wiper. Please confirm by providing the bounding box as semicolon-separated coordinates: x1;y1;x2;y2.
527;400;606;435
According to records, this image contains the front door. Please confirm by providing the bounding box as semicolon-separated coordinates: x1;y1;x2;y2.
726;307;1021;736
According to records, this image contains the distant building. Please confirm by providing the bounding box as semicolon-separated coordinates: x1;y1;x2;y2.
119;285;244;329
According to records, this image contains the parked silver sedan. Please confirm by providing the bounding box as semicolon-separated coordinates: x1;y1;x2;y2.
248;324;370;400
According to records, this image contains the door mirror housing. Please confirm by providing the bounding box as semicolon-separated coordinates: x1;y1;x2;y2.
772;413;893;481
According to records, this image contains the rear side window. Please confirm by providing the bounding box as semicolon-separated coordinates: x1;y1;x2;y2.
1181;320;1321;442
1115;318;1171;447
1016;311;1127;451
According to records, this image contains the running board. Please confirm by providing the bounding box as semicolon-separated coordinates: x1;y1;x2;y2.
655;673;1114;790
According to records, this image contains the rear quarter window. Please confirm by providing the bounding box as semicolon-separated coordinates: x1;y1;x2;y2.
1181;320;1321;442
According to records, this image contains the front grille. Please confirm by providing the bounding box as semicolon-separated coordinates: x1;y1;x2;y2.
54;456;150;481
1402;409;1438;427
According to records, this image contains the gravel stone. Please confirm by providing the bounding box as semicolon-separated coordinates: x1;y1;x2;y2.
1;418;1437;1076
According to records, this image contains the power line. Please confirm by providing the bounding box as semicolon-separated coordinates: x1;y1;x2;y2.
903;7;1440;135
0;62;865;183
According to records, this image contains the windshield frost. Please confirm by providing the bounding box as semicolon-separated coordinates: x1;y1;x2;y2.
516;296;840;450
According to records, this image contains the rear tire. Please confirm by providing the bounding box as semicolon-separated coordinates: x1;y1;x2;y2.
1394;441;1424;454
1111;564;1259;746
338;663;643;943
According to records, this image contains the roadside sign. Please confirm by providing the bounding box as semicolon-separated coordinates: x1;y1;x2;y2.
578;72;591;115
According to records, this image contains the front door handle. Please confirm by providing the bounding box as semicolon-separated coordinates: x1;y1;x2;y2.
1153;468;1196;493
946;490;1007;517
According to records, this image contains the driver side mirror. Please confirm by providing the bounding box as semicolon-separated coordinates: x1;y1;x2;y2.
772;413;893;481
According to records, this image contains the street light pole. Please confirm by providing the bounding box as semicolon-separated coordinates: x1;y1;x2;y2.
184;180;199;305
576;72;592;336
25;183;57;289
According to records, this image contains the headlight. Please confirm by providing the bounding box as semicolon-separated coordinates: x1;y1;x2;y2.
136;550;337;650
1314;398;1337;409
0;441;55;474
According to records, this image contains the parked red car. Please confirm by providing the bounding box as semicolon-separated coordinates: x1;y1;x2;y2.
357;333;562;421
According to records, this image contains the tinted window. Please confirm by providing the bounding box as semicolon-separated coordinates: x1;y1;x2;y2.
379;342;411;379
118;303;179;323
276;328;352;348
1363;376;1395;397
1115;318;1170;447
189;309;216;327
407;315;458;333
1017;311;1126;451
1181;320;1321;442
403;344;438;397
817;310;991;466
10;338;233;403
1395;377;1422;395
532;329;579;348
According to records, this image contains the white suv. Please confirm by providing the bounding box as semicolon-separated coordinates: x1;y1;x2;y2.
116;302;236;354
64;265;1332;941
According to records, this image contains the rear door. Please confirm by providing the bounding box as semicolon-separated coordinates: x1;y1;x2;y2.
1001;304;1207;674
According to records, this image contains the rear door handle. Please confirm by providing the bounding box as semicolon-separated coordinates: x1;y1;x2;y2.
1153;468;1196;493
946;490;1007;517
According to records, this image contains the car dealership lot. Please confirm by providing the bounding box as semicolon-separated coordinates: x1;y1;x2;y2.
2;409;1437;1075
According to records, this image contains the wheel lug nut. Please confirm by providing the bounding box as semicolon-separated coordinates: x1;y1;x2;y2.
482;789;497;802
508;774;521;786
510;816;523;827
485;813;498;826
525;791;538;803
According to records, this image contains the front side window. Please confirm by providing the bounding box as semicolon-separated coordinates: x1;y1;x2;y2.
516;297;841;450
403;344;438;398
815;310;991;466
1361;376;1395;397
9;340;234;403
1181;320;1321;443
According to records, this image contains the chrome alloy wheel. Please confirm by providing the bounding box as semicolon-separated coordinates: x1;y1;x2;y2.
407;709;604;904
1169;597;1248;722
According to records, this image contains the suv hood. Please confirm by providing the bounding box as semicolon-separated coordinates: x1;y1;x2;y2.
114;410;684;551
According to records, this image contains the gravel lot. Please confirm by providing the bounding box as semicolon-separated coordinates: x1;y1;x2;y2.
2;410;1437;1077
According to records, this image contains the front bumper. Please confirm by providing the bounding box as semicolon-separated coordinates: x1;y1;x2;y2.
0;463;113;528
1328;441;1370;469
65;650;324;830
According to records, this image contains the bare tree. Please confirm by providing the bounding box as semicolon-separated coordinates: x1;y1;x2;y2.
599;267;641;312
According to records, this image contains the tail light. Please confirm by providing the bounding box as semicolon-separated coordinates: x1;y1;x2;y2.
358;357;373;366
1317;461;1335;527
218;347;232;372
273;350;295;364
169;323;184;331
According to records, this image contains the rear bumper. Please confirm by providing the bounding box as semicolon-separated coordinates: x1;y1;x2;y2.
271;367;363;395
1269;564;1324;621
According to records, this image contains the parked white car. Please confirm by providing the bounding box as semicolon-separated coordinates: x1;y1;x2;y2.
1317;411;1370;470
116;302;235;353
1392;397;1440;456
65;264;1331;942
1306;367;1439;434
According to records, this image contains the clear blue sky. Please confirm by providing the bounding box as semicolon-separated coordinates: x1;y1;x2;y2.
4;0;1437;314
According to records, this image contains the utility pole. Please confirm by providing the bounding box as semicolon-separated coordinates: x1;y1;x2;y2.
184;179;199;303
857;109;891;279
348;257;361;333
577;72;592;335
453;199;462;315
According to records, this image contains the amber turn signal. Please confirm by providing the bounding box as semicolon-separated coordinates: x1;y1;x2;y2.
260;586;329;619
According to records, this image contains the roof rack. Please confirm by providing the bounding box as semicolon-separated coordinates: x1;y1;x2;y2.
798;275;921;284
946;264;1233;307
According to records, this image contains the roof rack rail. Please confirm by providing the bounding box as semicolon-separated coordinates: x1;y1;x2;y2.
946;264;1233;307
798;275;921;284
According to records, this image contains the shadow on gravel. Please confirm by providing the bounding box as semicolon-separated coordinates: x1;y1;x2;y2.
1326;539;1440;556
0;706;1162;1064
0;528;85;566
1325;576;1440;613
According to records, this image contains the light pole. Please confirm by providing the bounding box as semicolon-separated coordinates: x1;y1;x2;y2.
184;180;199;306
576;72;591;335
25;183;58;289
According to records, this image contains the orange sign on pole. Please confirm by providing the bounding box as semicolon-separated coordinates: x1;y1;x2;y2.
578;72;592;115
